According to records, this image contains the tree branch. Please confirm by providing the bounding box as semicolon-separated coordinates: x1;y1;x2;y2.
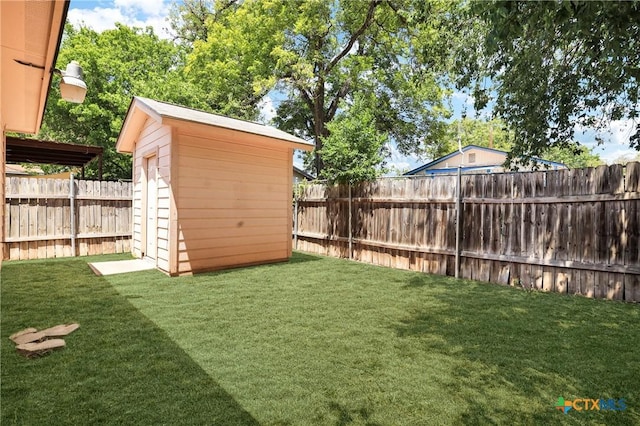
385;0;407;26
326;80;352;121
215;0;239;19
297;86;315;113
326;0;382;73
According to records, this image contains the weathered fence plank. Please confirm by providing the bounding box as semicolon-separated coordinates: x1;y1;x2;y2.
294;163;640;302
4;177;132;260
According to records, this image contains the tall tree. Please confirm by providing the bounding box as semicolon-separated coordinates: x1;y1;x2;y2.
168;0;216;45
425;118;512;160
454;1;640;163
319;93;388;183
540;145;603;169
40;24;207;180
181;0;453;176
182;0;287;120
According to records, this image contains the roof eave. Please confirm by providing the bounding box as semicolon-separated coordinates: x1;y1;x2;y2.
116;97;163;154
36;0;70;132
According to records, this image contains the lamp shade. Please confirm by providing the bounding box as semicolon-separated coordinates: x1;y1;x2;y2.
59;61;87;103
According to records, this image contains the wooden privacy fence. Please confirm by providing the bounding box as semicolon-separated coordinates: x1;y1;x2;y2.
293;163;640;302
4;176;132;260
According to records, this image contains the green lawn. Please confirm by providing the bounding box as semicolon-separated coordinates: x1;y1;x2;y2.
2;252;639;425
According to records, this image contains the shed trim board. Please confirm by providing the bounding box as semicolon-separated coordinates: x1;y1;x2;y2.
117;97;313;275
287;148;294;258
169;126;179;275
117;97;313;154
143;154;158;262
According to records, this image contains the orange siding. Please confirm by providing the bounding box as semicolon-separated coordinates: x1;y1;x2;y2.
1;129;4;265
175;132;292;274
131;118;172;272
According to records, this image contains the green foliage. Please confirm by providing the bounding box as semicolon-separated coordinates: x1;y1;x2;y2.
425;118;512;159
40;24;208;180
318;95;388;184
425;118;602;169
541;144;603;169
183;0;286;120
180;0;454;175
168;0;219;45
454;1;640;162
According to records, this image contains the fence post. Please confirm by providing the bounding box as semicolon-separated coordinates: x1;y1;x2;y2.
69;173;76;256
348;183;353;259
455;167;462;278
293;184;298;250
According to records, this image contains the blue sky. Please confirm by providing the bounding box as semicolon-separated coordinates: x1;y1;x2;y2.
68;0;638;169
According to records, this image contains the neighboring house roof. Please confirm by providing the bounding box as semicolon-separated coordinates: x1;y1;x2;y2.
6;164;43;176
117;97;314;153
404;145;567;176
293;166;315;181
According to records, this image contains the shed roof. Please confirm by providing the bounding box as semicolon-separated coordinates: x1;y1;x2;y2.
293;166;315;180
117;97;314;153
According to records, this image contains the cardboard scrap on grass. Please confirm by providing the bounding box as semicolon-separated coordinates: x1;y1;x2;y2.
9;324;79;358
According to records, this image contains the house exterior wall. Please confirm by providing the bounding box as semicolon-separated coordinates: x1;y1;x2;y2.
173;124;293;274
1;128;4;266
1;10;5;265
293;170;306;184
131;117;172;272
430;148;507;169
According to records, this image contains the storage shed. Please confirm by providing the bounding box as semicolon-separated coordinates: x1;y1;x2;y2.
116;97;313;275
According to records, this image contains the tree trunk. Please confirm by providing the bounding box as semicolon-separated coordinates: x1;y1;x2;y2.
313;120;328;177
312;77;328;177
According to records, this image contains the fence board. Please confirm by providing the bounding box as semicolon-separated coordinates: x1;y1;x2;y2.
294;164;640;302
4;177;132;260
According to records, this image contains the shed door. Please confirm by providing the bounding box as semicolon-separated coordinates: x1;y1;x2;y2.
145;155;157;259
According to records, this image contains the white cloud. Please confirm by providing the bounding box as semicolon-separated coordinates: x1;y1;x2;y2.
384;142;421;176
114;0;163;15
599;146;639;164
293;152;305;170
257;96;277;124
67;7;126;33
451;91;475;106
67;1;173;39
574;117;638;163
607;119;637;145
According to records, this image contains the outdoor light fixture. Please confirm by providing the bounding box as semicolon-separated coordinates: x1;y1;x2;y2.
13;58;87;103
55;61;87;103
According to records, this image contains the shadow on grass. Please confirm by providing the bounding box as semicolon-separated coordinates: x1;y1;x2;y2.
396;276;640;425
403;275;433;288
191;251;323;280
288;251;323;264
327;402;381;426
1;257;258;426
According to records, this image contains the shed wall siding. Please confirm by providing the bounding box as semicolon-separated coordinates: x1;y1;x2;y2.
175;132;291;273
132;118;172;272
